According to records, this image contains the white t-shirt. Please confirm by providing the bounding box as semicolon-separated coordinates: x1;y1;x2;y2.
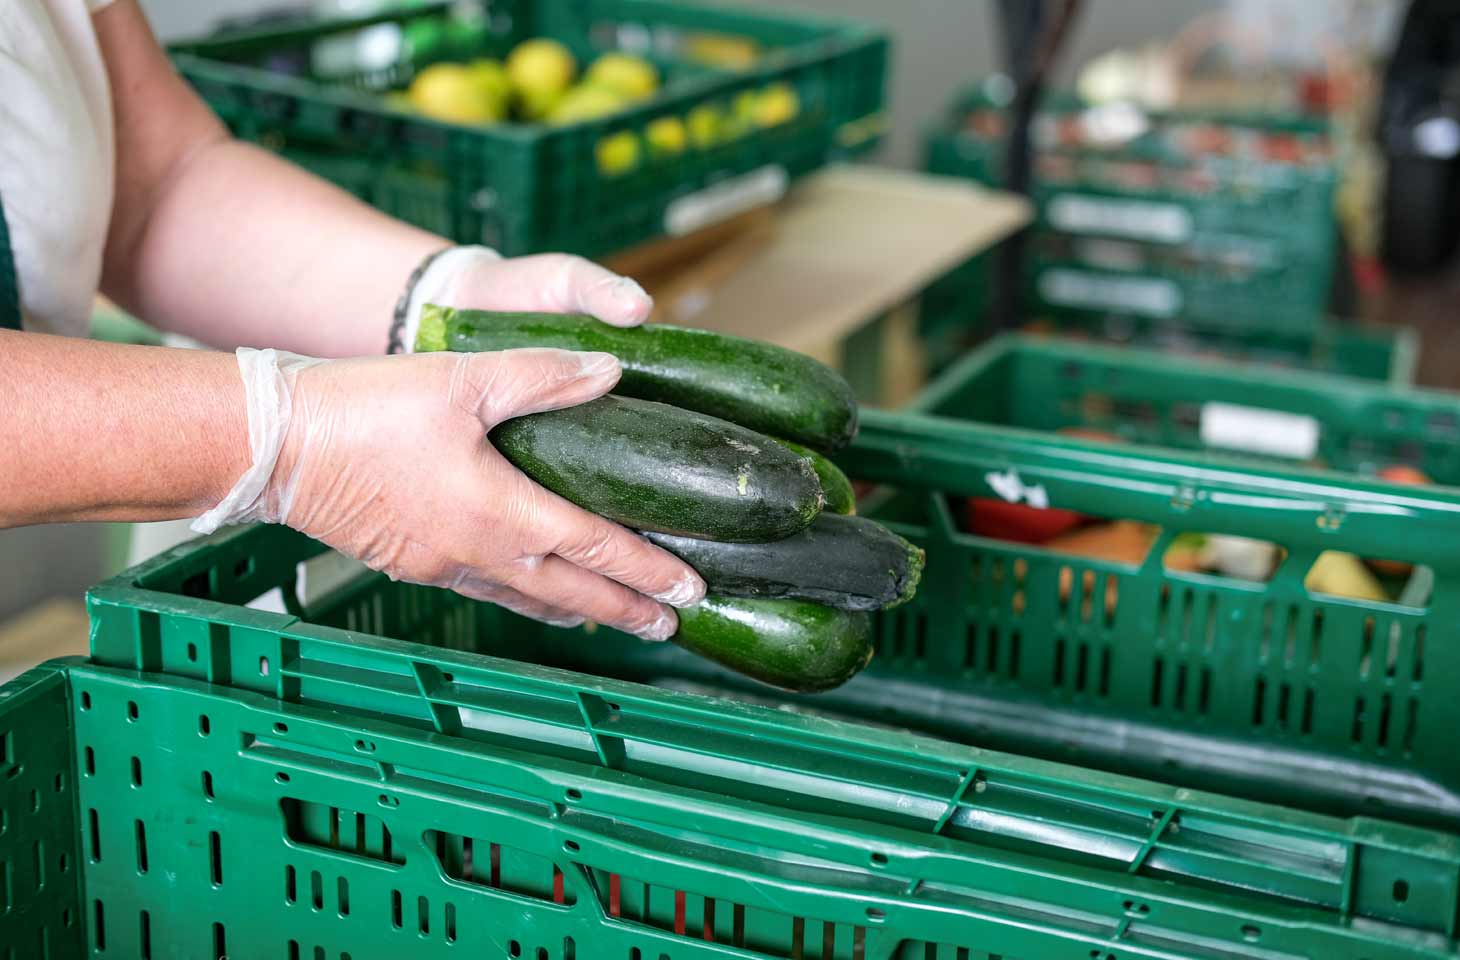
0;0;116;336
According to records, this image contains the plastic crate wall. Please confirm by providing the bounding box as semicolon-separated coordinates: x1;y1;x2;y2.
918;83;1341;361
60;519;1460;957
171;0;888;258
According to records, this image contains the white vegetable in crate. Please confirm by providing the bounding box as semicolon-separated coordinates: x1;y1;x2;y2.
1198;534;1280;582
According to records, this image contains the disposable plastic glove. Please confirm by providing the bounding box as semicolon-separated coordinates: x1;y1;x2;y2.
399;247;653;351
193;347;705;640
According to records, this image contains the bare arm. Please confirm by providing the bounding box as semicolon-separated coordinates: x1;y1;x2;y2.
0;330;247;525
95;1;653;355
96;0;443;356
5;3;698;639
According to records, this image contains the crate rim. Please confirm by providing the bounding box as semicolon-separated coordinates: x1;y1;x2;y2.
916;332;1448;421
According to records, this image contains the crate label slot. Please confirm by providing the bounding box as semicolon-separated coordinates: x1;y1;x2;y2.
1199;403;1320;459
664;164;788;236
1038;268;1181;318
1047;193;1193;243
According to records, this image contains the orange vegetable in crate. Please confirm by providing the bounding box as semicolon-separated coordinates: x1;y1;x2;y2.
1042;520;1158;613
1057;426;1125;444
1044;520;1155;566
1379;464;1432;486
1369;465;1433;577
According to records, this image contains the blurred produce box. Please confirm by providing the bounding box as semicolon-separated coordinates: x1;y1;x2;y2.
169;0;887;259
920;79;1353;369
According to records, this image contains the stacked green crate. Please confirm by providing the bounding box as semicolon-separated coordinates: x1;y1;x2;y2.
921;82;1363;373
1026;103;1337;332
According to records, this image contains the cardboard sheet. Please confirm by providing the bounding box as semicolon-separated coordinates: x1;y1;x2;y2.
623;164;1031;355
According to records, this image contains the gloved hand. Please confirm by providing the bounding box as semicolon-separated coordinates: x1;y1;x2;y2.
398;247;653;352
193;346;705;640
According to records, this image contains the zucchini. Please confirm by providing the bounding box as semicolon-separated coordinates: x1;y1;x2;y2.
643;513;924;611
673;596;874;692
419;306;859;450
491;394;823;542
779;440;854;515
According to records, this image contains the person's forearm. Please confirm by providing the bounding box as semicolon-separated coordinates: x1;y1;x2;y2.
96;1;445;357
0;331;248;525
107;140;444;356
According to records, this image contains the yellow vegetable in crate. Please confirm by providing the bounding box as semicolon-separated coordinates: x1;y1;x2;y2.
507;38;577;119
683;32;760;68
408;62;505;124
517;85;565;121
728;89;759;139
1305;551;1389;603
548;85;627;124
465;58;512;115
686;103;726;148
645;116;688;156
584;52;659;101
597;131;641;176
754;82;800;127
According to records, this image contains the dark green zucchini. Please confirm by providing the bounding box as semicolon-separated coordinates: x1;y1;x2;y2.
643;513;923;611
491;394;823;542
419;305;858;450
673;596;874;692
779;440;854;515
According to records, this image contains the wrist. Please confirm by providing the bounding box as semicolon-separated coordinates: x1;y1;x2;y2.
191;348;326;534
388;245;501;353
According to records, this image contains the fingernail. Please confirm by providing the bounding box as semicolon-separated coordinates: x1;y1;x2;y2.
612;276;649;305
635;610;677;642
577;351;621;378
654;571;706;608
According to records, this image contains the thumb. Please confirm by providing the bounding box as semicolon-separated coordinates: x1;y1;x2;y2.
464;253;654;327
452;348;621;426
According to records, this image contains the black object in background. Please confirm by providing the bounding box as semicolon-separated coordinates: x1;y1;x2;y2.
1380;0;1460;275
991;0;1083;331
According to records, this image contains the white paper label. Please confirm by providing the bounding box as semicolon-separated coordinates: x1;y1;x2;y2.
1038;268;1181;318
1047;194;1193;244
984;469;1049;508
1199;403;1320;459
664;165;789;236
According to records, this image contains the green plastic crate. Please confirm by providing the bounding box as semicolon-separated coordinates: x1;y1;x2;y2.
918;333;1460;481
920;83;1340;350
169;1;888;258
839;408;1460;833
1028;250;1333;332
939;86;1337;258
916;263;1415;383
1026;314;1417;385
7;409;1460;955
7;649;1460;960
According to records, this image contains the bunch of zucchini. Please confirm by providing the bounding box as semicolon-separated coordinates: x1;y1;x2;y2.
418;306;925;692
